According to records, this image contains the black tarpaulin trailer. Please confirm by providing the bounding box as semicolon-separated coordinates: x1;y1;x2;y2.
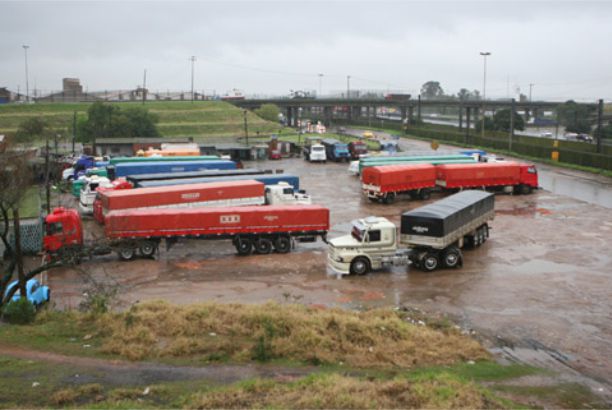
400;190;494;247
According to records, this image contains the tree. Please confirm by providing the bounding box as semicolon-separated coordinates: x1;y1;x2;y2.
15;117;49;143
0;148;64;312
420;81;444;100
77;102;160;142
471;90;481;100
556;100;594;134
457;88;471;101
254;104;281;123
492;109;525;132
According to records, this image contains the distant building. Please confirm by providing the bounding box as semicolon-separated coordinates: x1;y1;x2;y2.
0;87;11;104
37;78;100;103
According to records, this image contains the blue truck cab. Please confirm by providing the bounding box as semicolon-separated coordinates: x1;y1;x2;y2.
322;139;350;162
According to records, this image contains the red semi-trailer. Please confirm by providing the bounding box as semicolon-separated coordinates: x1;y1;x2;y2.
361;164;437;203
436;162;538;194
44;205;329;261
98;180;265;221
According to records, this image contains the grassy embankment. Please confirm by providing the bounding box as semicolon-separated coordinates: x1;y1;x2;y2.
0;101;282;140
0;301;606;408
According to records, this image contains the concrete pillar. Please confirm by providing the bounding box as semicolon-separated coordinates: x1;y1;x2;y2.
465;107;471;143
459;105;463;130
417;95;422;121
408;106;414;125
347;105;352;121
323;106;332;127
286;107;293;127
352;106;361;119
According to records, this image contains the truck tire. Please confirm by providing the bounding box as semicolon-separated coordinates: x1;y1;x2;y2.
520;184;532;195
442;246;462;268
235;238;253;255
274;236;291;253
418;189;431;200
139;241;157;258
118;247;136;261
254;238;273;254
350;257;370;275
421;252;439;272
383;192;396;204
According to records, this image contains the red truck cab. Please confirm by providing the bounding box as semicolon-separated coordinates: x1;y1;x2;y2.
519;164;539;189
348;141;368;160
43;207;84;253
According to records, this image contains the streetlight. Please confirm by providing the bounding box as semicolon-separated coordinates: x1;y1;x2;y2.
22;45;30;103
189;56;196;103
317;73;323;98
479;51;491;138
346;75;351;99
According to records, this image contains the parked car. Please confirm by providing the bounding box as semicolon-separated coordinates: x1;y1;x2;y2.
4;279;50;307
576;134;594;143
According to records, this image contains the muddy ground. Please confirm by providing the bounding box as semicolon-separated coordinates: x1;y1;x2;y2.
40;137;612;400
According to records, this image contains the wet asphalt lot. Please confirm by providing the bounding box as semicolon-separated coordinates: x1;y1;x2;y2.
45;137;612;396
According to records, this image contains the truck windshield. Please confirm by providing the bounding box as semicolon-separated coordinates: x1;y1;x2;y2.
351;225;364;241
46;222;63;236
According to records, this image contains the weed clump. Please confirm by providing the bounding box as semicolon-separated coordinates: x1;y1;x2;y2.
2;297;36;324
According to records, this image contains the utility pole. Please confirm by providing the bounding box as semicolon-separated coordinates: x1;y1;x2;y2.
190;56;196;103
346;75;351;99
72;111;77;154
22;45;30;103
318;73;323;98
529;83;534;101
480;51;491;138
509;98;515;151
243;110;249;147
45;134;50;214
142;69;147;105
596;99;603;154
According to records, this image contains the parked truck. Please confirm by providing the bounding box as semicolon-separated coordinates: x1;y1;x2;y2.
321;139;350;162
94;180;311;224
348;141;368;160
44;205;329;261
436;162;538;195
303;137;327;163
136;173;302;191
362;164;437;203
327;190;495;275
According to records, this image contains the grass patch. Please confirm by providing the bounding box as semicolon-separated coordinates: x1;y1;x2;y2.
0;101;281;140
0;302;488;368
185;372;506;409
15;186;41;219
492;383;608;409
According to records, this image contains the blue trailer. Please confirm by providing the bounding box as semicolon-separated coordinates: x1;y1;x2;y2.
137;174;301;191
108;160;236;179
321;139;350;162
125;168;268;185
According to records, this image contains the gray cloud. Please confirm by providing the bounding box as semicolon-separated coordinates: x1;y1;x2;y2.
1;1;611;100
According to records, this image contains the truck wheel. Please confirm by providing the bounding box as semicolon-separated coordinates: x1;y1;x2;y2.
418;189;431;200
442;246;462;268
118;247;136;261
383;192;396;204
421;252;439;272
520;184;532;195
274;236;291;253
350;257;370;275
254;238;273;254
139;241;157;258
235;238;253;255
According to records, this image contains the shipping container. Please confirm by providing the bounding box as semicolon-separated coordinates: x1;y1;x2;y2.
435;162;538;191
109;155;220;165
125;168;268;185
136;174;300;191
105;205;328;240
100;180;265;213
109;159;236;179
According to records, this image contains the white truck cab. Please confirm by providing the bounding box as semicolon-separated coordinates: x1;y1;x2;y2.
79;176;113;214
265;182;312;205
308;144;327;162
328;217;406;275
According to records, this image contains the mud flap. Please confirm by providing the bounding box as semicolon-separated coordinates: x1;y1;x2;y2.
165;237;178;251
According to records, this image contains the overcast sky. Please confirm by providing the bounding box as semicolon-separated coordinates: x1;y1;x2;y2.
1;1;611;101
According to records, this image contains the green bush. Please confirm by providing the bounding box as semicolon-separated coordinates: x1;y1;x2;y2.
2;298;36;324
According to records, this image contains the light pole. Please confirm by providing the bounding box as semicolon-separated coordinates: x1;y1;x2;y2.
189;56;196;103
318;73;323;98
346;75;351;99
22;45;30;103
479;51;491;138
